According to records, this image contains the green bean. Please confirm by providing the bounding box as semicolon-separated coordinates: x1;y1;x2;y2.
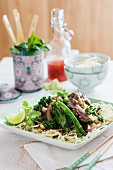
56;100;86;136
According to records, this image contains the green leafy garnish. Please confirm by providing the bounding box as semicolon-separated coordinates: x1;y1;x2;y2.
26;119;33;126
22;101;32;114
10;32;49;55
26;111;41;126
10;46;20;55
85;106;97;115
86;105;104;122
23;101;29;107
88;120;94;124
98;116;104;122
30;111;41;121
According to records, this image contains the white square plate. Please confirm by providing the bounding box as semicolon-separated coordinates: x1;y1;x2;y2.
0;90;113;149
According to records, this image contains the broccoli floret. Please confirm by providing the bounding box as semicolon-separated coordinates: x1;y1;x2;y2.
42;119;58;129
86;105;104;123
33;96;52;112
85;106;97;115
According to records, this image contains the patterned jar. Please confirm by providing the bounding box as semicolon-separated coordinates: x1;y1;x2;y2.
13;51;44;92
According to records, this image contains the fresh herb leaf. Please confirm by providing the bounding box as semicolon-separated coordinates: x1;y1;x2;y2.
28;32;42;47
31;44;41;51
98;116;104;122
30;111;41;121
88;120;94;124
38;44;49;51
85;106;97;115
26;119;33;126
22;101;32;114
86;105;104;123
26;111;41;126
15;43;28;51
10;47;20;55
10;32;49;55
23;101;29;107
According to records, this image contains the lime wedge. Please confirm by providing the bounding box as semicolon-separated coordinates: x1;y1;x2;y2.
5;111;25;125
44;79;64;91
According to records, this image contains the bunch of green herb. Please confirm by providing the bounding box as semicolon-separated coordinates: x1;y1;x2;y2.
10;32;49;55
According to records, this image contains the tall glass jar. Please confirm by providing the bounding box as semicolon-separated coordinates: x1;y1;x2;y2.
46;8;71;82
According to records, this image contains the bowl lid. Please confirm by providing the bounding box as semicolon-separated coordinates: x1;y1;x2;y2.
0;84;21;103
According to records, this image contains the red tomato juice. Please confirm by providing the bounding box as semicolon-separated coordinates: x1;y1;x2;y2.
48;59;67;81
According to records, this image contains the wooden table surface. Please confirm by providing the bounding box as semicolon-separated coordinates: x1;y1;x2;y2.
0;57;113;170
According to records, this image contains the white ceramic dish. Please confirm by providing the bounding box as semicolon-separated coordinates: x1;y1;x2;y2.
0;91;113;149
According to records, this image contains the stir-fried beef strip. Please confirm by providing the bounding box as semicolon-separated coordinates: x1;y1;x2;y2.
68;105;91;122
79;93;91;105
79;114;91;122
66;101;92;121
68;93;79;104
68;93;91;106
67;93;93;130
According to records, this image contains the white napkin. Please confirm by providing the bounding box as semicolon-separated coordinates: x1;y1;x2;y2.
24;129;113;170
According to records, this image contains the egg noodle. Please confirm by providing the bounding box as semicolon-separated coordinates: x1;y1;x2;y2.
75;56;105;68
